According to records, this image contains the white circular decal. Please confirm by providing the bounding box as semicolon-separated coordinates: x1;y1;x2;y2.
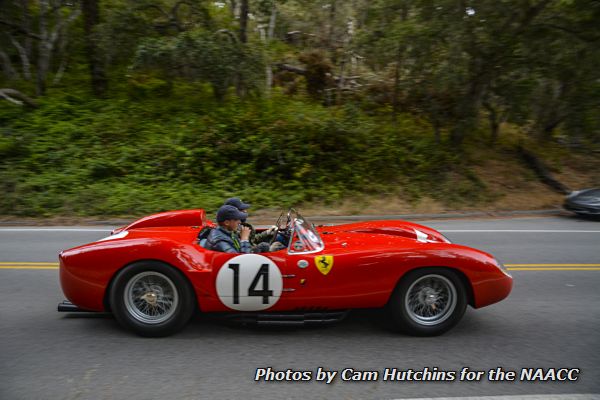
307;230;318;243
216;254;283;311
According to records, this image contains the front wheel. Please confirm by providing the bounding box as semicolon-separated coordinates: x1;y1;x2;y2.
109;261;196;337
388;268;467;336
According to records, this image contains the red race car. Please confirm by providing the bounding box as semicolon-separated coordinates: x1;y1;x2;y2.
59;208;512;337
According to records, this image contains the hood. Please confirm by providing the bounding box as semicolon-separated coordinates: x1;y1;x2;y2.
319;220;451;245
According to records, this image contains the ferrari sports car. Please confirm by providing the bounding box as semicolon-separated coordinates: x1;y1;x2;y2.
58;208;512;337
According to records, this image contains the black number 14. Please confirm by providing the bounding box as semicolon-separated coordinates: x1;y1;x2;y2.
228;263;273;304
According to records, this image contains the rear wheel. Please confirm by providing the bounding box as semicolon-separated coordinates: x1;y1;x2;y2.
388;268;467;336
109;261;195;337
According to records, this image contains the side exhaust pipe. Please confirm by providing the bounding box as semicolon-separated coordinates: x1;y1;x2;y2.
57;300;86;312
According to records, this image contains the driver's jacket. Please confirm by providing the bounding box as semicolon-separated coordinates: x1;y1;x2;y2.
205;227;251;253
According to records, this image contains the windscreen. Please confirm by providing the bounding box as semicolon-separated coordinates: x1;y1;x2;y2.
288;213;324;254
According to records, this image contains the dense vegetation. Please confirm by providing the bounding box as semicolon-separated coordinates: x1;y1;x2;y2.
1;1;599;217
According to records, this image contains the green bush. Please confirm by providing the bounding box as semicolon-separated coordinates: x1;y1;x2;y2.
0;84;465;217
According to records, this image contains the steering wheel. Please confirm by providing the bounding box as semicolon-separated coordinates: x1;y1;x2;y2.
270;209;293;245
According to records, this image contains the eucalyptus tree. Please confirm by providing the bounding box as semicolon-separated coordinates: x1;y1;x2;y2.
0;0;81;95
82;0;107;96
522;0;600;143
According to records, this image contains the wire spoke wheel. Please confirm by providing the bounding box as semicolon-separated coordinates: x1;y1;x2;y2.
124;271;179;324
110;261;196;337
404;274;458;326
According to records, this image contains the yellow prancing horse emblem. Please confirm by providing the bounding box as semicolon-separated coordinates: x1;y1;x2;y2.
315;255;334;275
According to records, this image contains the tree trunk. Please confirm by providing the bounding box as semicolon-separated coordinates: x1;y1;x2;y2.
328;0;337;62
265;3;277;95
451;69;488;146
36;0;50;96
392;45;404;120
229;0;238;18
267;3;277;40
235;0;249;96
336;59;345;105
20;0;33;74
483;100;500;145
82;0;107;96
52;33;69;85
518;146;570;194
541;115;567;140
0;50;18;80
8;34;32;80
433;120;441;144
238;0;248;43
532;80;569;141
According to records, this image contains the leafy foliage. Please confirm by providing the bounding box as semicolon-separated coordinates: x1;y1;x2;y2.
0;0;598;217
132;30;264;100
0;85;459;216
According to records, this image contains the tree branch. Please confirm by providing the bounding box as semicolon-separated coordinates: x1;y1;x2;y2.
48;9;82;49
518;146;570;194
0;88;39;108
0;19;43;40
276;63;359;82
276;63;307;76
535;23;600;42
7;33;32;80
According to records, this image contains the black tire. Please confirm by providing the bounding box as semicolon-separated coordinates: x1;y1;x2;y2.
109;261;196;337
388;268;467;336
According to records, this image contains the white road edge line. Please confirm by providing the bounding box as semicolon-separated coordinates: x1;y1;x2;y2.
392;394;600;400
0;228;599;233
0;228;110;232
440;230;600;233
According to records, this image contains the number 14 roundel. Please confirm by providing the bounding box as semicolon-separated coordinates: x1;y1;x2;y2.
216;254;283;311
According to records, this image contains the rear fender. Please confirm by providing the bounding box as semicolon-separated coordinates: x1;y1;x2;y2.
103;258;200;313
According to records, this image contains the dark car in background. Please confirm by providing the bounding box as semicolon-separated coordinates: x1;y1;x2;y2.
564;188;600;216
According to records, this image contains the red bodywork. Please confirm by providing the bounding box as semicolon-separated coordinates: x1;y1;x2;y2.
59;209;512;313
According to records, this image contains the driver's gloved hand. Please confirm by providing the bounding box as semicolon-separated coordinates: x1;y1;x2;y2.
254;242;271;253
269;242;286;252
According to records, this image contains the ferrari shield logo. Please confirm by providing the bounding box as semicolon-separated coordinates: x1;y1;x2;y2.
315;255;334;275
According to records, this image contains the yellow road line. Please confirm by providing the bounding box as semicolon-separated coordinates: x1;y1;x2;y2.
0;262;59;270
0;262;58;265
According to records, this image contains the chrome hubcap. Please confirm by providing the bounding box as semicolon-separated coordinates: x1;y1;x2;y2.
404;274;457;326
124;271;179;324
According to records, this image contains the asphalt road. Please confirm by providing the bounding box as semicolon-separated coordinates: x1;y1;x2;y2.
1;215;599;400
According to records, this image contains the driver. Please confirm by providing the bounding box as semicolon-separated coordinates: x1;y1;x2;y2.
205;205;252;253
223;197;277;247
